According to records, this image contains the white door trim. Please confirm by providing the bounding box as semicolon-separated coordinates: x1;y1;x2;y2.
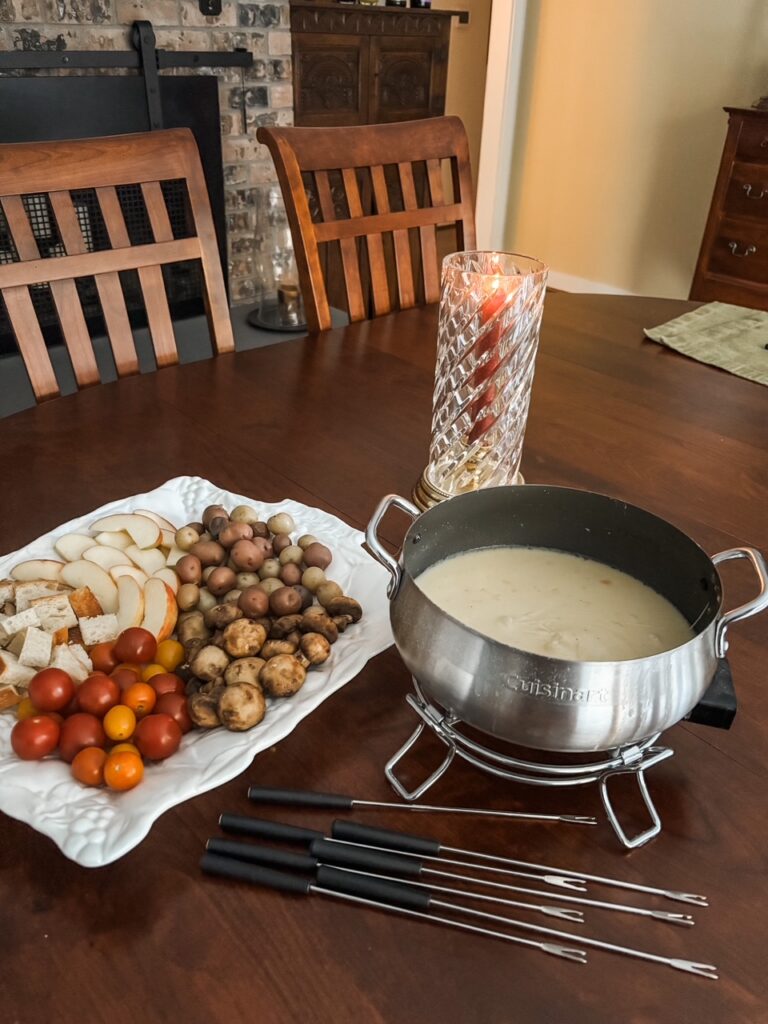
475;0;528;250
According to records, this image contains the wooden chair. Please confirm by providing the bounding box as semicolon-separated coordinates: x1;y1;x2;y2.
0;128;233;401
257;117;476;332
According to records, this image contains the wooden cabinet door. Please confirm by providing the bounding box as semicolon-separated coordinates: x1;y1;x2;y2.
368;34;448;124
293;33;370;127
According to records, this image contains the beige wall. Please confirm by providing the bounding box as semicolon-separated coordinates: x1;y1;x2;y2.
443;0;492;179
504;1;768;297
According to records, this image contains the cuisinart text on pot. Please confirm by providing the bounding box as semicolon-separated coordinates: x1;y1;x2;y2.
503;676;612;705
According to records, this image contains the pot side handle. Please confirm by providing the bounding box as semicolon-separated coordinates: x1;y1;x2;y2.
712;547;768;657
366;494;420;598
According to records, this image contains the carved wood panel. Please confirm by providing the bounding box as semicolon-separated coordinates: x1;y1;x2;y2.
294;33;370;126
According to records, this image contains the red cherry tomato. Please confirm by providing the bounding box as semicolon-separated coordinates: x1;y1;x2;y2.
133;713;182;761
111;667;142;693
28;668;75;713
76;675;121;718
11;716;60;760
113;628;157;665
71;746;108;787
90;642;119;674
59;713;107;764
154;692;193;734
148;673;185;699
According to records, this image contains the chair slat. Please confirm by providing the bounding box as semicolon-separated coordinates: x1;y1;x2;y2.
96;186;177;368
141;181;174;242
342;167;390;317
398;162;439;305
1;286;58;399
315;170;365;322
371;164;415;310
49;190;139;376
1;195;99;389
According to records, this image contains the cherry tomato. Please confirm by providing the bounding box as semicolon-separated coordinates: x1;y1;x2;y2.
11;716;60;760
103;751;144;791
71;746;108;787
123;683;156;719
141;663;166;682
90;642;119;674
28;668;75;713
154;692;193;734
148;673;185;699
113;628;157;665
111;668;142;693
15;697;38;721
134;713;182;761
155;639;184;673
103;704;136;742
59;713;107;763
110;742;141;756
77;675;121;718
115;663;143;675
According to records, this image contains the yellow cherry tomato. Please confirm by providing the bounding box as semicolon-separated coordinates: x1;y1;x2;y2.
103;704;136;742
141;663;166;682
110;742;141;757
155;639;185;673
16;697;38;721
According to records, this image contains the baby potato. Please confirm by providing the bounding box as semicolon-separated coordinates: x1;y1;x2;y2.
279;563;302;586
301;566;326;592
207;566;237;597
258;577;284;597
258;558;281;580
303;543;332;570
176;526;201;551
269;586;302;617
177;582;200;611
316;580;343;607
230;539;265;572
297;534;318;550
176;554;202;585
190;540;227;567
230;505;260;526
278;545;304;567
219;522;254;548
239;585;270;618
236;571;261;589
267;512;295;536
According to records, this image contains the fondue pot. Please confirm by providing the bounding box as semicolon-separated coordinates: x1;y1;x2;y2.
367;486;768;753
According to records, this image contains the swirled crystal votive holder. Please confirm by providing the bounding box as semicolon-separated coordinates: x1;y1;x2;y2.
414;251;548;510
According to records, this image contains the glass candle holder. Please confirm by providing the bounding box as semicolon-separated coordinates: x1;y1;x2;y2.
414;251;548;509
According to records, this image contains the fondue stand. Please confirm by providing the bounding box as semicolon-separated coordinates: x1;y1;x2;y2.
385;664;737;849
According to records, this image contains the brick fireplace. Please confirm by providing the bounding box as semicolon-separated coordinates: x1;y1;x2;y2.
0;0;294;305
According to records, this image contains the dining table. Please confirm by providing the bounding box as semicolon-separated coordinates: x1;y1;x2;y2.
1;290;766;1024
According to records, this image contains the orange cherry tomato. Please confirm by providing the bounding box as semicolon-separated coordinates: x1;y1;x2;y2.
16;697;38;721
123;683;157;719
71;746;108;787
155;639;185;673
103;704;136;742
113;628;157;665
140;663;166;682
90;642;119;674
103;751;144;791
110;742;141;757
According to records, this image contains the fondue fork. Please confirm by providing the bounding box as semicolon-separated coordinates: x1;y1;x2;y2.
246;786;598;826
206;838;585;922
219;814;588;891
200;853;588;965
331;821;710;907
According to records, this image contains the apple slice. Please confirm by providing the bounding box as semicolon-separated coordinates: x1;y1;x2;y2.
165;545;186;567
140;577;177;642
116;575;145;632
152;567;179;595
54;534;94;562
159;528;176;548
60;560;118;614
125;545;166;575
90;513;160;550
94;530;132;551
109;565;148;587
10;559;64;582
83;546;132;572
134;509;177;532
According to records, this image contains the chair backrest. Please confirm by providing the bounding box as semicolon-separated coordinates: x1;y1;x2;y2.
0;128;233;401
257;117;476;332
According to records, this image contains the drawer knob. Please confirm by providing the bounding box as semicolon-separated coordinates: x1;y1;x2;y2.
727;242;757;258
742;183;767;200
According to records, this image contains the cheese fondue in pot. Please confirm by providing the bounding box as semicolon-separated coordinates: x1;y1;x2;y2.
415;546;694;662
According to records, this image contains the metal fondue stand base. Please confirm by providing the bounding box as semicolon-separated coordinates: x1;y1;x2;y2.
413;467;525;512
385;665;737;850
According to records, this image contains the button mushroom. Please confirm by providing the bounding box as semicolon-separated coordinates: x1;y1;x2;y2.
204;602;244;630
222;619;268;658
224;657;266;687
190;645;230;682
218;683;267;731
259;654;307;697
297;632;331;667
177;610;210;646
188;689;222;728
324;596;363;623
260;637;299;659
269;614;304;638
299;609;338;644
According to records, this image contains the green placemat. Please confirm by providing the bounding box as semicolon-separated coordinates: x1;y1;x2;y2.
644;302;768;386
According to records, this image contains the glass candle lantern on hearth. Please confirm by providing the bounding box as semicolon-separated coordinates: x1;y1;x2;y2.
248;184;306;332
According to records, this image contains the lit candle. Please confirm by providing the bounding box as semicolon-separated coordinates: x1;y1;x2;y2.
467;276;506;442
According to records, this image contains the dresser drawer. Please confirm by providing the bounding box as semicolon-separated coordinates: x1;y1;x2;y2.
724;163;768;220
735;117;768;164
709;218;768;284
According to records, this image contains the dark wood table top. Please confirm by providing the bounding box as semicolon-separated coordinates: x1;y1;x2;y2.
1;292;766;1024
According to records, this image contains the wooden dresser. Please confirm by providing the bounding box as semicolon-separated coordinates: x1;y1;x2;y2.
690;106;768;311
289;1;468;128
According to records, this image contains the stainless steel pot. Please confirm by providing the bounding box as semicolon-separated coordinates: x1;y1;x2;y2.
367;486;768;753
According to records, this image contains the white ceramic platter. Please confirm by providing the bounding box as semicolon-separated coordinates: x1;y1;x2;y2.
0;476;393;867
